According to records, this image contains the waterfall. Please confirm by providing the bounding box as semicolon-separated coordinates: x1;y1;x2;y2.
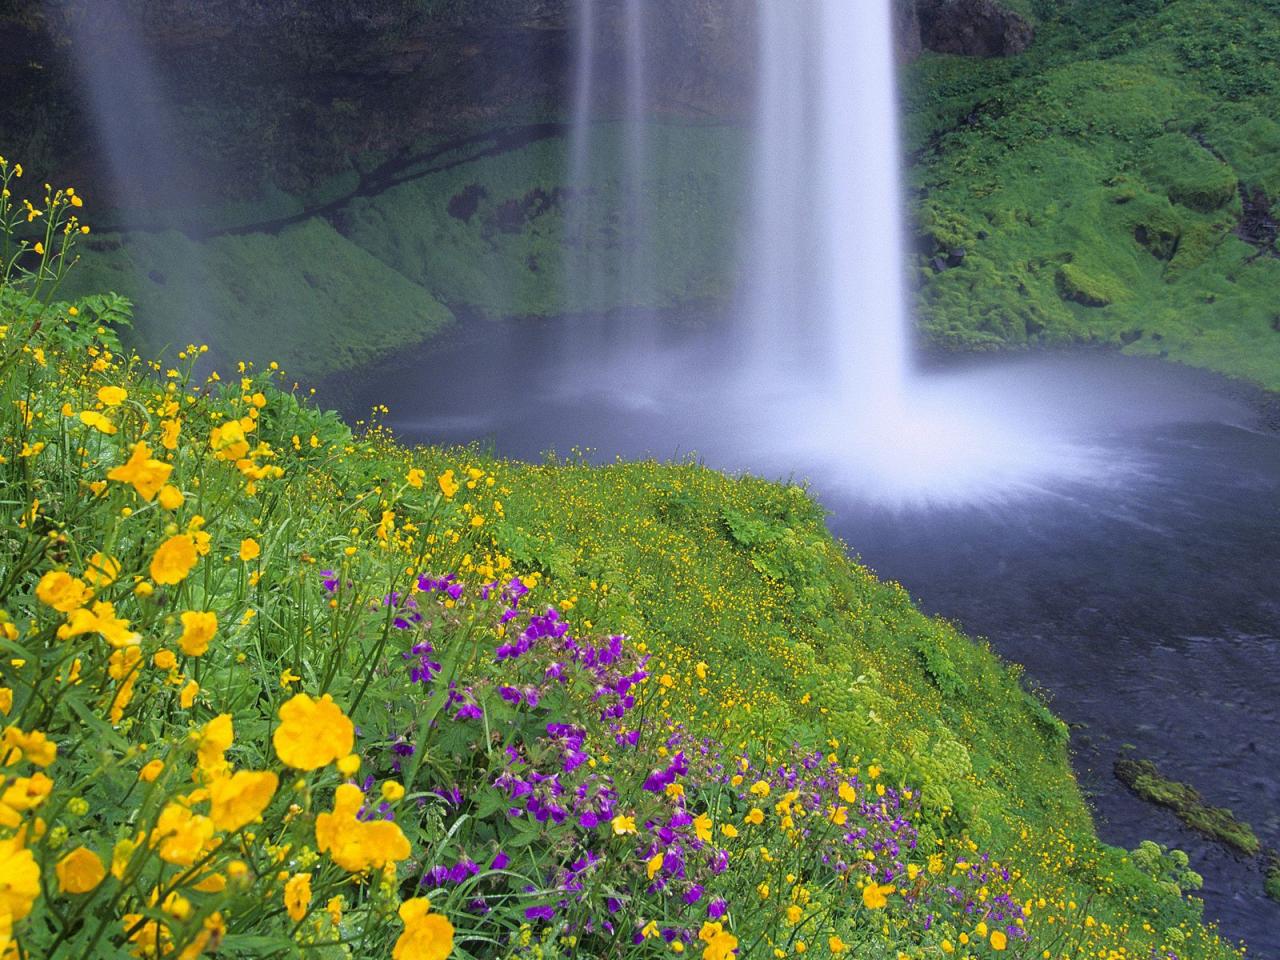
564;0;654;358
746;0;909;420
60;0;217;345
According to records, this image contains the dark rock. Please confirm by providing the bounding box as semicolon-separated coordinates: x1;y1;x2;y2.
447;184;489;224
930;255;949;273
946;246;966;267
916;0;1035;57
1237;185;1279;257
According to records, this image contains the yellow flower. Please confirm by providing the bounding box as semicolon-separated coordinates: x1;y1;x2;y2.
84;552;120;587
150;534;198;585
178;611;217;657
861;881;895;910
406;468;425;489
646;851;664;880
1;772;54;815
160;418;181;450
3;726;57;767
838;782;856;804
437;469;459;499
698;922;738;960
179;679;200;709
284;872;312;922
273;693;354;770
828;936;848;954
0;836;40;920
693;812;713;844
196;713;233;779
157;484;184;510
749;780;770;798
210;419;249;460
56;846;106;894
209;770;277;833
720;823;738;838
990;930;1008;951
107;441;173;501
36;570;91;613
744;808;764;826
0;688;10;716
139;759;165;782
315;783;411;872
612;814;637;836
151;803;215;866
33;241;44;256
393;898;454;960
239;538;260;561
78;410;117;434
381;781;406;802
97;385;127;406
58;600;140;648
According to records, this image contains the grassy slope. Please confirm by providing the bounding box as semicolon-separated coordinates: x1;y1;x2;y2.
63;122;743;381
904;0;1280;387
0;287;1246;954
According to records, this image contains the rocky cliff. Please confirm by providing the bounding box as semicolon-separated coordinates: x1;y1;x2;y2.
1;0;1031;207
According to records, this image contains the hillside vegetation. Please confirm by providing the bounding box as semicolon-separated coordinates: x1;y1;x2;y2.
0;157;1250;957
905;0;1280;387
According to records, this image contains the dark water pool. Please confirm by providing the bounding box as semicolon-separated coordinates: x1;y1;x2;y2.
321;316;1280;952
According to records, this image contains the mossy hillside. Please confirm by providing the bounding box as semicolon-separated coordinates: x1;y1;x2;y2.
64;122;743;378
0;288;1245;956
61;218;454;381
337;121;745;318
905;0;1280;388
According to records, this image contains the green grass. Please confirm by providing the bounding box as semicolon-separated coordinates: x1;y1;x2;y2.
64;122;744;380
904;0;1280;388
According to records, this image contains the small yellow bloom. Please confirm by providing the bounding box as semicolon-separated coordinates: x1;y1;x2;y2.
151;534;198;585
239;538;260;561
273;693;355;770
394;898;454;960
284;872;312;922
861;881;895;910
406;468;425;489
178;611;217;657
612;814;637;835
97;385;127;406
139;759;165;782
56;846;106;894
158;484;184;510
437;469;459;499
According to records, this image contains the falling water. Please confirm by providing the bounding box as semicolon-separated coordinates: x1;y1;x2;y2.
746;0;909;419
564;0;654;357
61;0;218;345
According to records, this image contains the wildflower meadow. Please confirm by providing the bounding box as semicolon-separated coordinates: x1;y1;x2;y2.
0;156;1248;958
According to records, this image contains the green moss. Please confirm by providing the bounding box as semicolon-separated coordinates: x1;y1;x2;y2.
1266;854;1280;903
1115;758;1261;856
63;220;454;381
905;0;1280;388
1056;260;1128;306
1143;134;1239;214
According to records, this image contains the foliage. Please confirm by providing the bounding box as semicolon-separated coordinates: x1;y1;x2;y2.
0;163;1249;958
904;0;1280;388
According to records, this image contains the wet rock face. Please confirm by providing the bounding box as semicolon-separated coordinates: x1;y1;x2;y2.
915;0;1035;57
0;0;1029;204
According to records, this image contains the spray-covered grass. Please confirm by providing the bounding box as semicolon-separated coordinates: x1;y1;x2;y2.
0;156;1251;958
63;122;744;380
905;0;1280;388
